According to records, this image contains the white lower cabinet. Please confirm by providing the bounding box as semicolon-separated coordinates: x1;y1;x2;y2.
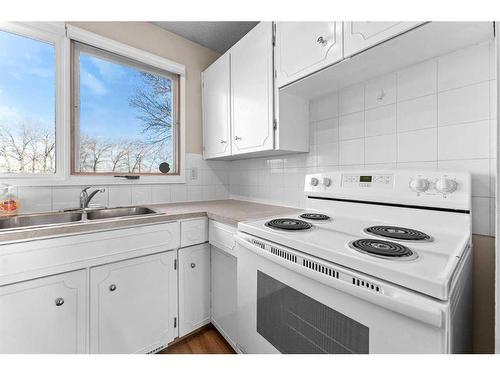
0;270;87;354
210;246;238;350
89;251;178;354
178;243;211;337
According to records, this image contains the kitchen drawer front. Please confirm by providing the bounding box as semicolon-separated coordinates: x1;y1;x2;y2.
208;220;237;256
0;221;180;286
180;217;208;248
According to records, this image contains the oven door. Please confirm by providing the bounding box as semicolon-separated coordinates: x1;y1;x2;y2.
235;234;448;354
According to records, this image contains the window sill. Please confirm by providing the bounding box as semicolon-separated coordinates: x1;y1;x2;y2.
0;173;186;186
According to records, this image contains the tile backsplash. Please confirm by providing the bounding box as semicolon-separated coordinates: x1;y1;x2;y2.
11;153;230;213
230;41;497;236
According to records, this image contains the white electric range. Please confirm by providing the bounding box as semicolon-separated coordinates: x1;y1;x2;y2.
235;169;472;354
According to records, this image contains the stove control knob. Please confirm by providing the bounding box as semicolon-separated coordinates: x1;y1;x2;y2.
322;177;332;187
435;178;457;194
310;177;319;187
409;177;429;193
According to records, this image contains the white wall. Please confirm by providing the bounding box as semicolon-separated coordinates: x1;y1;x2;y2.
230;40;497;237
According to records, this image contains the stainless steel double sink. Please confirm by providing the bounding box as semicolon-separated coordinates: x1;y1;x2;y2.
0;206;157;230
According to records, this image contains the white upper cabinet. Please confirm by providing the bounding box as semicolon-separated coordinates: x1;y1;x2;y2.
0;270;87;354
275;22;343;88
343;22;423;57
202;53;231;159
230;22;274;155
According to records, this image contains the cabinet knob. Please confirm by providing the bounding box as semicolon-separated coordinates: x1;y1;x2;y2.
109;284;117;292
234;136;242;141
317;36;328;46
220;140;227;144
190;263;196;269
55;297;64;306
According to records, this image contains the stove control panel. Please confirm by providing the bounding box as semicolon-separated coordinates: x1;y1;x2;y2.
342;174;394;189
304;169;471;211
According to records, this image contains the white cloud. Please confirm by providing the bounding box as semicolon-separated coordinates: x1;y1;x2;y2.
81;69;107;96
89;56;125;80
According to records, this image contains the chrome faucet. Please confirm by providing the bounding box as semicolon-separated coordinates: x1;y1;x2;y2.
80;186;106;210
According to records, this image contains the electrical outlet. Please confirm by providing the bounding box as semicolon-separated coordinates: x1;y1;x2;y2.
190;168;198;181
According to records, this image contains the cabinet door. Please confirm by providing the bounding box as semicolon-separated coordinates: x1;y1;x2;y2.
90;251;177;353
210;246;238;349
344;22;423;57
0;270;87;354
275;22;343;88
178;243;211;337
230;22;274;155
202;53;232;159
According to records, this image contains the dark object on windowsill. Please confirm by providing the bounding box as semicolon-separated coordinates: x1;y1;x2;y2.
114;175;140;180
159;162;170;174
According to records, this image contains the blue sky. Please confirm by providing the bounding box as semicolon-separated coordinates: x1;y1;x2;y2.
0;29;169;142
0;30;55;130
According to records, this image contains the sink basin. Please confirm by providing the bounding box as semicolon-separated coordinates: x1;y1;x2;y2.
86;206;157;220
0;212;83;230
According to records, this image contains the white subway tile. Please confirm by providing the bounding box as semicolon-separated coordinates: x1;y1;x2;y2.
316;142;339;166
365;134;397;165
17;187;52;213
131;185;152;205
397;161;438;169
365;104;396;136
365;73;396;109
438;42;490;92
310;92;339;121
491;119;497;159
339;139;364;165
472;196;490;235
437;120;490;160
397;128;437;162
108;186;132;207
339;111;364;140
397;59;437;101
314;117;339;144
397;95;437;132
438;159;490;197
187;186;203;201
340;84;364;115
437;81;490;126
52;187;82;210
151;185;171;204
490;159;496;198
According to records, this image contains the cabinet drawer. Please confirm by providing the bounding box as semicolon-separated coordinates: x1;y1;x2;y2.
209;220;237;256
180;217;208;248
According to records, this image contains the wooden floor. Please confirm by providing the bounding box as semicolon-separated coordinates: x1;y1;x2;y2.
159;324;236;354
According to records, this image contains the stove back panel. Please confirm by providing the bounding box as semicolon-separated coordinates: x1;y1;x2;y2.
256;271;369;354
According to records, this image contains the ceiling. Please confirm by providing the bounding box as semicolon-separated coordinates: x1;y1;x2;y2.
152;22;258;53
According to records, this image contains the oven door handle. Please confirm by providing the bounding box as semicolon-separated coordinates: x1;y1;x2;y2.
235;236;444;328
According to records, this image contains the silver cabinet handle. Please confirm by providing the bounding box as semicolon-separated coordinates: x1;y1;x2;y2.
55;297;64;306
234;136;242;141
190;263;196;268
220;140;227;144
109;284;117;292
317;36;328;46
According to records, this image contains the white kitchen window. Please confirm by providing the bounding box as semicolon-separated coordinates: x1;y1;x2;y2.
0;22;186;185
71;42;180;176
0;23;66;180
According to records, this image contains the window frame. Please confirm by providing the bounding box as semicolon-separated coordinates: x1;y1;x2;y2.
70;41;181;177
0;22;68;183
0;22;186;186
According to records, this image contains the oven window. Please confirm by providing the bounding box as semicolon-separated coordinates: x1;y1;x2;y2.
257;271;369;354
